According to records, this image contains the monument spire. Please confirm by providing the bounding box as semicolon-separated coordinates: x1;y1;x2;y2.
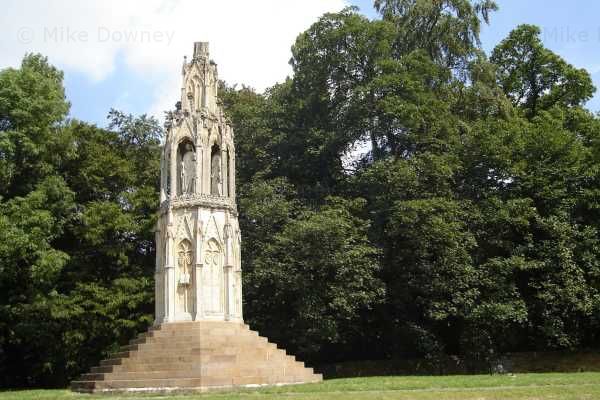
193;41;209;60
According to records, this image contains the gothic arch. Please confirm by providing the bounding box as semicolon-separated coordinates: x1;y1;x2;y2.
176;130;195;146
225;145;233;197
203;238;224;315
203;214;223;245
175;213;194;241
207;126;222;148
176;238;194;318
177;139;196;196
185;74;203;111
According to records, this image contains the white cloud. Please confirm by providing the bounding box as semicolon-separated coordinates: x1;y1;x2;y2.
0;0;347;118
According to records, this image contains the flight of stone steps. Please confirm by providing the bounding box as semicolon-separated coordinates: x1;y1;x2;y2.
71;321;322;393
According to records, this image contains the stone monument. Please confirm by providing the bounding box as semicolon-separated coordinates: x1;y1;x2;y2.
71;42;322;393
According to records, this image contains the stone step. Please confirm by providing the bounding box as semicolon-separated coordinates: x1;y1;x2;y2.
111;347;281;362
99;346;298;369
97;362;203;373
133;328;261;341
121;336;270;351
98;354;305;376
121;341;273;354
90;365;114;374
81;364;311;382
116;346;262;357
100;358;124;367
98;358;307;374
79;373;109;381
137;329;259;341
120;343;286;359
73;377;202;390
72;373;320;392
150;322;249;333
146;327;258;337
127;337;270;351
100;355;206;367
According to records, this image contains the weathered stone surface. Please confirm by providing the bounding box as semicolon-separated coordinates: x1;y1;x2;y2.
71;321;322;393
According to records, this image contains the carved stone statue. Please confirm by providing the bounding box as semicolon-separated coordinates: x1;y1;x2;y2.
180;143;196;194
211;151;221;195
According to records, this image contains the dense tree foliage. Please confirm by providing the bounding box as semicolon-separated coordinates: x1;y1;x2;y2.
0;55;158;387
491;24;595;118
2;0;600;386
221;1;600;367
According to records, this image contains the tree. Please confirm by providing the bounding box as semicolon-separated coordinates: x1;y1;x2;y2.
491;25;595;118
0;54;161;386
245;197;383;361
374;0;498;70
0;54;70;198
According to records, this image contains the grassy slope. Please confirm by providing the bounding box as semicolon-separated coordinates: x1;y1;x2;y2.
2;373;600;400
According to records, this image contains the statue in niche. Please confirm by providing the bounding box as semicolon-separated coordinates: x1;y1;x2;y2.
211;146;221;195
180;143;196;195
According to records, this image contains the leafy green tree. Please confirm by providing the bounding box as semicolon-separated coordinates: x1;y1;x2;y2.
374;0;497;70
219;84;278;183
384;197;478;356
491;25;595;118
245;197;383;361
290;9;396;163
0;54;70;197
0;53;160;385
0;175;76;387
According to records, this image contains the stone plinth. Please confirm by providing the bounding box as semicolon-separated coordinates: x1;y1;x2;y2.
71;321;322;393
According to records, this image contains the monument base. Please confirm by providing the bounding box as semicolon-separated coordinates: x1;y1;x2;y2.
70;321;322;393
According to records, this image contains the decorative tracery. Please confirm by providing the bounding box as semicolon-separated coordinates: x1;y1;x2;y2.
177;239;193;313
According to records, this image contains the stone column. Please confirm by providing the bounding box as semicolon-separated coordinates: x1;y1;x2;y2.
159;152;166;202
204;135;212;194
237;271;243;320
195;144;202;195
196;83;201;110
201;83;207;109
213;70;219;109
169;143;177;199
154;229;162;323
201;61;208;110
164;224;175;322
224;265;232;321
231;149;236;200
154;283;161;323
193;216;203;320
155;229;161;273
223;219;234;321
236;229;243;321
221;148;228;197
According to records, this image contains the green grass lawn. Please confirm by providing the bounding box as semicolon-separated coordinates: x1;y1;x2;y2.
2;372;600;400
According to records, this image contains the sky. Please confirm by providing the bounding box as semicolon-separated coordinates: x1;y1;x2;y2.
1;0;600;127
